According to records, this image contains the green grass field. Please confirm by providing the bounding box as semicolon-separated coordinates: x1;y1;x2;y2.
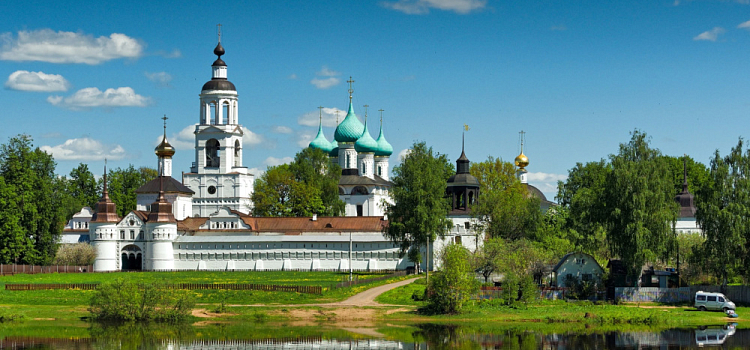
0;271;412;320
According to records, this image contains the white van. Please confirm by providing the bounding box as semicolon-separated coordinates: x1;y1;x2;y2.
694;291;736;312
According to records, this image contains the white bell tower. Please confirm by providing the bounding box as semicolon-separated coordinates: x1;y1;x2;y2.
184;27;254;216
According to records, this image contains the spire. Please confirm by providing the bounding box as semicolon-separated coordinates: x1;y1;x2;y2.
375;109;393;157
456;125;470;173
675;154;696;218
148;175;175;222
309;106;334;152
91;160;120;223
515;130;529;185
682;156;689;193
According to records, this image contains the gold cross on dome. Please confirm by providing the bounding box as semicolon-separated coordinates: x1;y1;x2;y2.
162;115;168;133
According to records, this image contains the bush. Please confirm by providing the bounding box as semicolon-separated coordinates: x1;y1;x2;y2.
563;274;600;300
89;279;195;322
426;244;479;314
502;273;520;306
54;243;96;266
518;274;538;304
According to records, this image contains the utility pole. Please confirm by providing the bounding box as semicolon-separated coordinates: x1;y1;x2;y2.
426;235;430;285
349;231;353;282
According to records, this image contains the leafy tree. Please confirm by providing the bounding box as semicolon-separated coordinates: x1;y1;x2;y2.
0;135;64;264
89;279;195;322
695;139;750;289
603;130;677;279
288;147;344;216
0;176;32;264
252;164;325;217
384;141;453;271
469;157;542;240
54;242;96;266
107;165;156;217
427;244;478;314
663;155;710;198
68;163;99;209
473;237;505;283
252;148;344;217
556;159;611;255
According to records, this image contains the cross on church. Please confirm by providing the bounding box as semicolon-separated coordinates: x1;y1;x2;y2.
363;104;369;118
379;109;384;124
162;115;168;133
347;77;355;100
318;106;324;123
217;24;222;42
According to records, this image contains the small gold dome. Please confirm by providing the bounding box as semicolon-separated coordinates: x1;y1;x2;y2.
515;152;529;168
155;136;175;158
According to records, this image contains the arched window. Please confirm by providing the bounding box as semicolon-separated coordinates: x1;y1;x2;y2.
206;139;220;167
338;187;345;195
352;186;368;195
209;101;217;125
222;102;230;124
234;140;241;167
362;163;367;175
378;166;382;176
346;154;351;169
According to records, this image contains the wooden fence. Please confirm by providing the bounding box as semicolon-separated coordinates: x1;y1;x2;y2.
0;264;93;275
4;283;322;294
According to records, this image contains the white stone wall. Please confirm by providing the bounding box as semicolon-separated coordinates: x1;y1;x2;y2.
675;218;701;234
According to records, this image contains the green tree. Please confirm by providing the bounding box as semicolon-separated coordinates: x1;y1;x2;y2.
603;130;677;279
252;148;344;217
288;147;344;216
252;164;325;217
556;159;611;256
68;163;99;209
427;243;478;314
0;177;32;264
695;139;750;289
54;242;97;266
0;135;64;264
663;155;710;198
384;142;453;271
469;157;542;241
107;165;156;217
473;237;505;283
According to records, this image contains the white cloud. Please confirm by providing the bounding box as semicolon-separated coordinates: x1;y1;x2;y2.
264;156;293;167
527;172;567;183
40;138;126;161
145;71;172;87
241;127;263;147
398;148;411;161
156;49;181;58
272;126;293;134
380;0;486;14
5;70;70;92
738;20;750;29
693;27;725;42
310;66;341;89
0;29;143;64
298;107;346;127
297;132;315;148
48;87;151;109
248;167;265;177
288;74;298;80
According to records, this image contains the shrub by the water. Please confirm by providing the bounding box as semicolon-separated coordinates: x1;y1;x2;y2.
426;244;479;314
89;279;195;322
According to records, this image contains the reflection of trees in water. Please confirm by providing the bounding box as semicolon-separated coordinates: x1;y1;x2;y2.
89;322;195;350
412;324;482;350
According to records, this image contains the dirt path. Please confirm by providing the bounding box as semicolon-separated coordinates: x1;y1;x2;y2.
322;276;420;307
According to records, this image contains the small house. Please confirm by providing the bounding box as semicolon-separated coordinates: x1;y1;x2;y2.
551;252;604;287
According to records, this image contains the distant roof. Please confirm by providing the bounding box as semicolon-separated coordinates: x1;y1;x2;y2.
135;176;194;195
179;216;388;234
552;252;602;273
339;174;392;186
527;184;556;205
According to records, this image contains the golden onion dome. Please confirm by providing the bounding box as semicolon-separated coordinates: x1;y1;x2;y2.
515;152;529;168
155;136;176;158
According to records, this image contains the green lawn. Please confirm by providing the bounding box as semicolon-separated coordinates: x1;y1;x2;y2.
0;271;412;320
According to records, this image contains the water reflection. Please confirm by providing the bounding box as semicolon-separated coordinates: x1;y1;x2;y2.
0;322;746;350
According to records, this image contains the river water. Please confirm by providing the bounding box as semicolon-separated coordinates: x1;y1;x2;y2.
1;323;746;349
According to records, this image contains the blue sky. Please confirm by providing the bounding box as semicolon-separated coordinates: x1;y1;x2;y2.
3;0;750;200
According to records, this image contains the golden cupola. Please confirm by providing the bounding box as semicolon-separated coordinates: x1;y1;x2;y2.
515;152;529;169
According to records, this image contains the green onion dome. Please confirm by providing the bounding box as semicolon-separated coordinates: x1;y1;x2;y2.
334;101;364;143
329;140;339;157
308;122;333;153
354;121;378;153
375;123;393;157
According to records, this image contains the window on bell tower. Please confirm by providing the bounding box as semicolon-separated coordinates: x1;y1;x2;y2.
206;139;220;167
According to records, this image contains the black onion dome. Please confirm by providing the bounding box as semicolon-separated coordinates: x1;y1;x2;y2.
202;79;236;91
214;42;225;57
